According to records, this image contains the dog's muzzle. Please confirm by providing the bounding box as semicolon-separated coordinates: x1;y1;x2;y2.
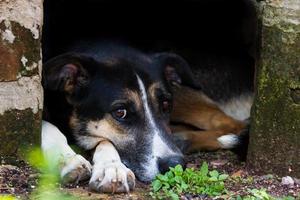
158;155;186;174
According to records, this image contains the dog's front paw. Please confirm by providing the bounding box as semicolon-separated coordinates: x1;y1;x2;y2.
60;154;92;184
89;161;135;193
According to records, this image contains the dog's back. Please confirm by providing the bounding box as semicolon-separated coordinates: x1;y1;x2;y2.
190;52;254;121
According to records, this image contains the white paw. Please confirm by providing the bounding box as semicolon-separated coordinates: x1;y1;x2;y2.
89;161;135;193
217;134;239;149
60;154;92;184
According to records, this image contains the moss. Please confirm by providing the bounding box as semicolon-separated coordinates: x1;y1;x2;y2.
0;21;41;80
11;21;41;76
0;14;42;161
247;2;300;177
290;88;300;104
0;109;41;159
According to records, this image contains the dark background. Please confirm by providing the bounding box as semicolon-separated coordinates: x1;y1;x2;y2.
43;0;257;58
42;0;257;100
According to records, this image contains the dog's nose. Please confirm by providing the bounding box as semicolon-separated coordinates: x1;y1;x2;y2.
158;156;185;174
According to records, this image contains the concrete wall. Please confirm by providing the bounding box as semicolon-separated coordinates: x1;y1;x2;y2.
0;0;43;157
247;0;300;178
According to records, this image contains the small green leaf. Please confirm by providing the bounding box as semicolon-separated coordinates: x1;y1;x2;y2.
236;195;243;200
208;176;218;182
157;174;169;182
181;182;189;190
175;186;183;194
281;196;295;200
174;176;183;183
174;165;183;176
166;171;174;179
152;180;162;192
209;170;219;178
219;174;229;181
185;168;194;174
163;182;170;189
200;162;209;176
169;190;179;200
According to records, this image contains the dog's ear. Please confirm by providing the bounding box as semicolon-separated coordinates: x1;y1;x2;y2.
153;53;201;90
42;53;94;94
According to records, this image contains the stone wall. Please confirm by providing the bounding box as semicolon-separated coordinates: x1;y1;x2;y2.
0;0;43;157
247;0;300;177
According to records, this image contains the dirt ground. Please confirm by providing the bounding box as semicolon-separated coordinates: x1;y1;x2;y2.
1;151;300;199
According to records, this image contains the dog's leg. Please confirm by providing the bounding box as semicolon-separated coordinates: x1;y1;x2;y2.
172;129;240;153
41;121;92;183
89;140;135;193
170;86;249;153
171;85;247;134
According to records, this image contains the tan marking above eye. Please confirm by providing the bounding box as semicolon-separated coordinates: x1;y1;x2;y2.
87;116;122;137
124;89;142;110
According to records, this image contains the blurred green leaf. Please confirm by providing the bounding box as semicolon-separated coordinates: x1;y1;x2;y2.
209;170;219;178
200;162;209;176
152;180;162;192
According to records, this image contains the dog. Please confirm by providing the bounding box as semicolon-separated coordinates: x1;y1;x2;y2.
41;42;252;193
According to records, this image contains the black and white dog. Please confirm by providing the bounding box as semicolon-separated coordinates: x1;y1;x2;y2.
41;42;199;193
41;42;253;193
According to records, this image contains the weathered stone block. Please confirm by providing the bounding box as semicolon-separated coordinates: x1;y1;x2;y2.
247;0;300;177
0;0;43;158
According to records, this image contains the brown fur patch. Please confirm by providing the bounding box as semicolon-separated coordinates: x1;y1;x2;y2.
171;85;245;132
148;82;161;101
171;85;247;152
86;115;124;138
148;82;166;113
69;112;135;150
173;130;227;152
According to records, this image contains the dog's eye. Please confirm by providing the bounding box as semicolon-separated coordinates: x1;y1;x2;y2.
112;109;127;120
162;100;171;113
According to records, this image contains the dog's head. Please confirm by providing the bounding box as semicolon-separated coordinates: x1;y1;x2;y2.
43;50;199;182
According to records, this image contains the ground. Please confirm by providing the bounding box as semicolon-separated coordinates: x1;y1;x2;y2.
1;151;300;199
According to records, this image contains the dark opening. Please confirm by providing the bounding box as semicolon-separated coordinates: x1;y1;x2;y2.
42;0;257;101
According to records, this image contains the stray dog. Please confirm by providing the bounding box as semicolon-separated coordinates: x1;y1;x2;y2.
41;42;251;193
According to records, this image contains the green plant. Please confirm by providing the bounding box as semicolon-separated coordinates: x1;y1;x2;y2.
27;148;79;200
0;195;17;200
232;189;272;200
231;189;296;200
150;162;229;200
